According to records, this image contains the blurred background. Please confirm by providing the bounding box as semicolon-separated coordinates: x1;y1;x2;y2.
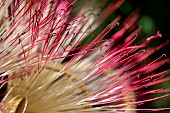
83;0;170;112
121;0;170;112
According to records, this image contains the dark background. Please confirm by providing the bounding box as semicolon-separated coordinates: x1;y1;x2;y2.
126;0;170;112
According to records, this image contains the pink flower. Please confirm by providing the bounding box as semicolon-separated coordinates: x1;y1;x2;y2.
0;0;169;113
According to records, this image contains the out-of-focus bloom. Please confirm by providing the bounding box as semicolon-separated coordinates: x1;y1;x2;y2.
0;0;169;113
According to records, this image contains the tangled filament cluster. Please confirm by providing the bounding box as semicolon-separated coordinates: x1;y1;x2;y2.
0;0;169;113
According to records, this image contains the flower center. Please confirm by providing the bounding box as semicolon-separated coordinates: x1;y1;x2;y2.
3;95;27;113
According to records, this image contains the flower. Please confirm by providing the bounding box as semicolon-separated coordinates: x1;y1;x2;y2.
0;0;169;113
